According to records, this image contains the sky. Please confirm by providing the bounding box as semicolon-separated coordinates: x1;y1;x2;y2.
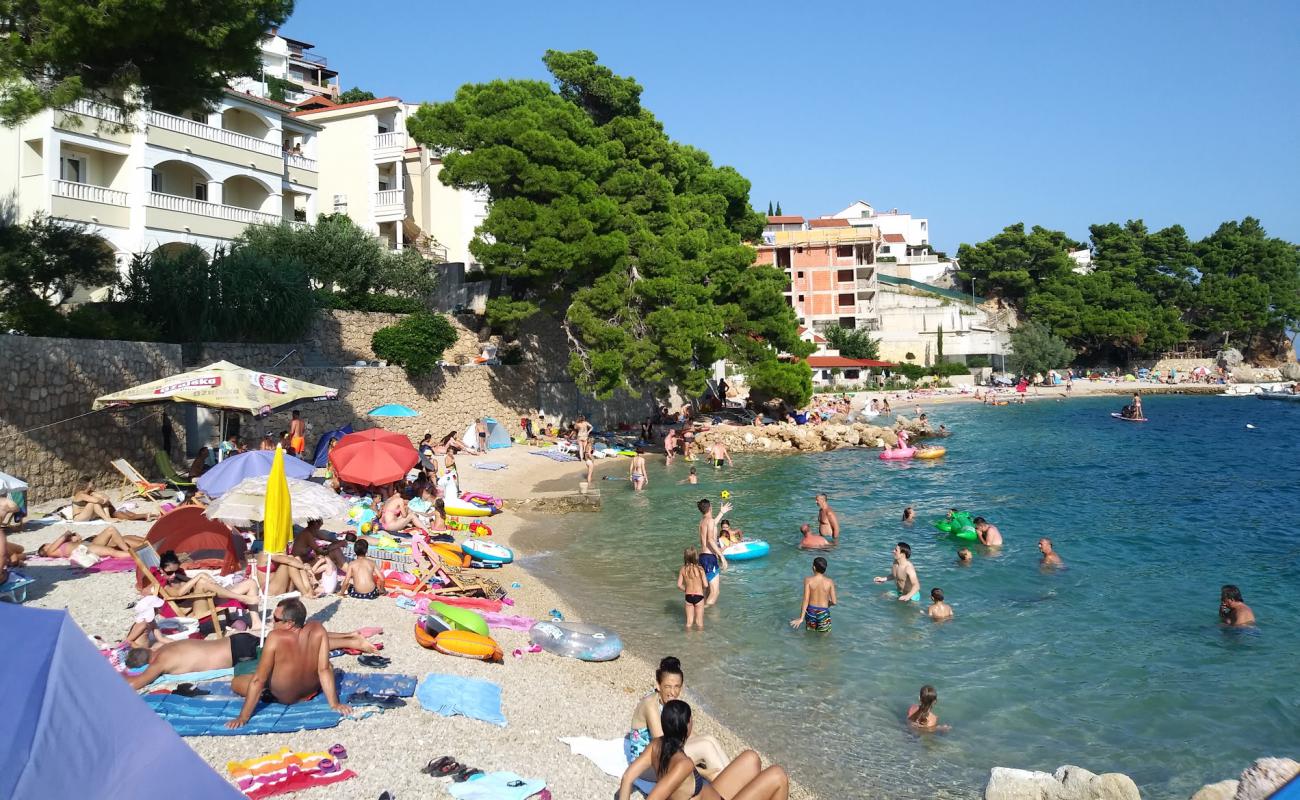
285;0;1299;253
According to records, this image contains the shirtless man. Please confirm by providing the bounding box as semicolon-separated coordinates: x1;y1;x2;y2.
790;556;837;631
697;498;731;606
902;506;915;524
797;523;831;550
574;415;593;460
974;517;1003;547
874;541;921;602
474;418;488;453
663;427;677;467
1038;537;1063;568
227;598;351;729
926;588;953;620
815;493;840;542
629;447;648;491
288;410;307;456
708;441;733;468
380;485;415;533
1219;585;1256;626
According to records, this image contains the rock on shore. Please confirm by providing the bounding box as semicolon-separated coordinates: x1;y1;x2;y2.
1191;758;1300;800
984;765;1140;800
694;418;931;454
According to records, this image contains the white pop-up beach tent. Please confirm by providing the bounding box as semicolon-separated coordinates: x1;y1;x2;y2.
462;417;512;451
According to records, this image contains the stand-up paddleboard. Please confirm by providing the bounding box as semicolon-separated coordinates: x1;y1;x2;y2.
1110;413;1148;423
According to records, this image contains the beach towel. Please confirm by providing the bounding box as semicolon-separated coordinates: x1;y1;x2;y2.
143;692;374;736
558;736;628;778
447;771;545;800
482;612;536;632
530;449;578;463
472;462;508;471
83;556;136;573
227;746;357;799
416;673;506;727
181;670;416;699
144;667;233;689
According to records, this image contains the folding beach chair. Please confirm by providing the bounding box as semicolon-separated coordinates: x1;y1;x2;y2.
130;542;224;637
410;539;503;598
111;458;168;501
153;451;196;492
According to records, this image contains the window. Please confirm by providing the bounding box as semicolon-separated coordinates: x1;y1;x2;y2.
837;293;854;307
796;271;804;279
838;316;855;328
797;294;805;302
190;112;206;123
836;245;853;258
880;245;891;254
836;269;854;282
193;182;207;201
844;369;860;380
921;221;927;230
796;247;804;253
60;155;84;183
150;171;162;192
776;248;791;268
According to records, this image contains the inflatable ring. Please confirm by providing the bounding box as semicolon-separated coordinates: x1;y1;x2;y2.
529;620;623;662
722;540;770;561
444;497;493;517
414;620;437;649
430;601;488;636
915;447;947;459
461;538;514;564
434;629;504;663
879;447;917;461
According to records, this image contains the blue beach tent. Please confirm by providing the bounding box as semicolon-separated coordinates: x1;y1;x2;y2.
312;424;354;468
461;417;513;451
0;604;242;800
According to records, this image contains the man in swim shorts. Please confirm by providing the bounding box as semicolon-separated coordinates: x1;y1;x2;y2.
707;441;732;468
874;541;921;602
797;523;831;550
790;556;837;631
1038;537;1063;568
1219;585;1255;626
974;517;1003;547
815;493;840;542
288;410;306;456
697;498;731;606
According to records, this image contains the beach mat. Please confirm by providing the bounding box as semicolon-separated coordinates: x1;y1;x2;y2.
416;673;506;727
83;556;136;573
529;449;578;462
143;692;369;736
186;670;417;699
472;462;508;471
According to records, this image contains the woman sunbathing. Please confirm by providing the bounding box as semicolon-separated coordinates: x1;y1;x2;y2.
69;477;156;522
253;549;317;597
158;550;261;607
37;526;147;559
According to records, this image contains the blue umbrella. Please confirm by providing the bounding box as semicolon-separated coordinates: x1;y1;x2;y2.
367;404;420;417
195;450;315;497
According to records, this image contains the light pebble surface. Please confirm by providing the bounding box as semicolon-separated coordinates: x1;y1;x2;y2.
10;447;818;800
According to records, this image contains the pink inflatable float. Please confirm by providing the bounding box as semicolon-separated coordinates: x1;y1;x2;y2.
878;430;915;460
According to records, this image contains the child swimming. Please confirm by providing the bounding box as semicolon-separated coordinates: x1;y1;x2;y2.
676;548;708;630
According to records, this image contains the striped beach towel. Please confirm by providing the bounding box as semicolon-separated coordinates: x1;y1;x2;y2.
227;747;356;799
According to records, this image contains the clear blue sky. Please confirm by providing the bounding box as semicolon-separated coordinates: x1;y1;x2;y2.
286;0;1298;253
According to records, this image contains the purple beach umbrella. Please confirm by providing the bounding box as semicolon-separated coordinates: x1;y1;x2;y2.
195;449;315;497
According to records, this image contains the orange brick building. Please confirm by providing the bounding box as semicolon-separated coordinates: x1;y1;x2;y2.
754;216;881;334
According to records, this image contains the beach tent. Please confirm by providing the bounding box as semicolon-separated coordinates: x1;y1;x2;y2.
138;506;240;590
462;417;512;451
0;604;243;800
312;425;353;468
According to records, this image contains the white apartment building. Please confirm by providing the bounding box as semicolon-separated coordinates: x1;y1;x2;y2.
0;91;319;264
826;200;952;284
230;30;340;105
875;276;1014;367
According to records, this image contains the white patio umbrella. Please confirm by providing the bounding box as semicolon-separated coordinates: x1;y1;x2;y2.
203;476;348;525
0;471;28;494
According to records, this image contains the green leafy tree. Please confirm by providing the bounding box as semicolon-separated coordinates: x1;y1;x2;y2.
0;0;292;124
746;359;812;407
1190;218;1300;348
0;211;117;334
1008;321;1074;375
337;86;376;104
936;324;944;361
954;223;1080;305
372;312;457;375
822;324;881;359
407;49;811;400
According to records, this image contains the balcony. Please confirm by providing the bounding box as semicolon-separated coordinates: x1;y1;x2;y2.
856;278;877;290
66;99;126;125
53;179;128;206
147;110;281;157
285;152;317;171
147;191;281;225
374;189;404;217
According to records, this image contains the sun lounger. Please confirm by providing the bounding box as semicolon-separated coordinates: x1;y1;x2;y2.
131;542;225;637
154;450;196;492
111;458;168;501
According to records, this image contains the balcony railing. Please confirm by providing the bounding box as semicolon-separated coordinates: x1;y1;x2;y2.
67;99;126;125
374;132;403;151
285;152;317;171
53;179;128;206
147;111;281;157
374;189;404;209
147;191;281;225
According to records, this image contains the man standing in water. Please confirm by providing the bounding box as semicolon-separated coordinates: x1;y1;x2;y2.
697;498;731;606
815;493;840;542
790;556;837;631
974;517;1003;547
874;542;921;602
1219;585;1256;626
926;588;953;620
1038;537;1063;568
708;440;733;468
663;427;677;467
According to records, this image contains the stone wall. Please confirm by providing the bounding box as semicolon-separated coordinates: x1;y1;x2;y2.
0;335;186;503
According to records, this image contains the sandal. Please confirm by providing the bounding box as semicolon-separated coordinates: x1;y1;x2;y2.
347;691;404;708
357;654;391;668
329;744;348;760
421;756;461;778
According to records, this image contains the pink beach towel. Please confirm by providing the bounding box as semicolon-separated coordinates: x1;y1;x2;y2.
83;556;136;573
482;612;536;632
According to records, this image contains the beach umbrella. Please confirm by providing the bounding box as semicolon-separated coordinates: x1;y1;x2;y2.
259;446;292;644
0;471;28;494
204;476;348;525
367;403;420;417
330;430;417;487
195;450;315;498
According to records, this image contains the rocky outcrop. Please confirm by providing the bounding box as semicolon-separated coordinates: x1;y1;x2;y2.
1280;362;1300;381
1190;781;1237;800
694;418;931;454
1217;348;1244;369
1190;758;1299;800
985;765;1141;800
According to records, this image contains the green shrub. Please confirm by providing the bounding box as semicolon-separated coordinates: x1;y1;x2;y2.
372;312;458;374
893;362;929;380
314;289;423;314
747;359;813;408
966;355;991;369
932;361;973;377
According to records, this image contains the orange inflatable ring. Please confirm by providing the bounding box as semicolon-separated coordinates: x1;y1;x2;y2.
414;620;437;650
434;629;503;663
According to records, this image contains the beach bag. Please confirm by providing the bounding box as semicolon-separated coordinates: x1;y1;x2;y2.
69;544;101;568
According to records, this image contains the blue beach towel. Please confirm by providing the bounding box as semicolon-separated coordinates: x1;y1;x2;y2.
448;771;544;800
187;670;416;699
416;673;506;727
472;462;508;471
143;692;373;736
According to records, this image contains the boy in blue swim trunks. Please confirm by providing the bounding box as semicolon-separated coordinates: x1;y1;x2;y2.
874;541;921;602
697;498;731;607
790;556;837;631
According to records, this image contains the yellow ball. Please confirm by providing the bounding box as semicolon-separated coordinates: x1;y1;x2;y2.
720;490;730;499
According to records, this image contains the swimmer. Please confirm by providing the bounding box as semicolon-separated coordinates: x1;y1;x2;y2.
790;556;836;631
1219;585;1256;627
902;506;915;524
974;517;1002;547
815;493;840;542
797;523;831;550
718;520;744;548
697;498;731;606
629;447;648;492
1038;537;1063;568
677;548;708;630
874;541;921;602
907;685;945;730
708;441;733;468
956;548;973;566
687;466;698;485
925;588;953;621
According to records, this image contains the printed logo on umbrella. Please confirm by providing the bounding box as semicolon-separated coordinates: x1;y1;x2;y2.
252;373;288;394
153;376;221;395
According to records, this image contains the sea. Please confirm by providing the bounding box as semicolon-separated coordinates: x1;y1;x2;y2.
523;394;1298;799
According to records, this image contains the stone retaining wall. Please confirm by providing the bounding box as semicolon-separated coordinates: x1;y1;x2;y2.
0;336;186;503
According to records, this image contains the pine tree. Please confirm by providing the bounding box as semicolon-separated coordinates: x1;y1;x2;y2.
775;201;783;215
767;201;773;216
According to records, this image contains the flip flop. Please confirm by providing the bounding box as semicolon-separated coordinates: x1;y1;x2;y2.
453;767;483;783
527;644;542;653
173;683;211;697
357;654;391;668
317;758;337;774
329;744;348;760
511;648;523;659
421;756;461;778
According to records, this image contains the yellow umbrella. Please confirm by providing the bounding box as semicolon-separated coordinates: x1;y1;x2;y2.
259;445;293;643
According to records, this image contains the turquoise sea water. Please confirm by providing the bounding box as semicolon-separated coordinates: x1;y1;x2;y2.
524;395;1298;799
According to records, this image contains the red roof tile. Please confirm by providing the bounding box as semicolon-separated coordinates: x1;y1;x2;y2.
808;356;897;369
291;96;402;116
809;218;851;229
796;326;828;343
883;233;906;243
767;215;804;224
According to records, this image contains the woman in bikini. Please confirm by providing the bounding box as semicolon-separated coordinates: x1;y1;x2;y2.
36;526;147;559
69;477;154;522
618;700;788;800
625;658;729;780
906;684;950;731
676;550;708;631
380;485;415;533
253;548;317;597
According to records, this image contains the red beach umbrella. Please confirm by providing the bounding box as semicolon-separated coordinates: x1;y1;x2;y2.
329;430;418;487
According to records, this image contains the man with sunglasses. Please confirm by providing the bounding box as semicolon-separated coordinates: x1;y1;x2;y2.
227;598;351;729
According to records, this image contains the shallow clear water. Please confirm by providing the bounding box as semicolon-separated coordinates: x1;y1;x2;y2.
524;395;1299;799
